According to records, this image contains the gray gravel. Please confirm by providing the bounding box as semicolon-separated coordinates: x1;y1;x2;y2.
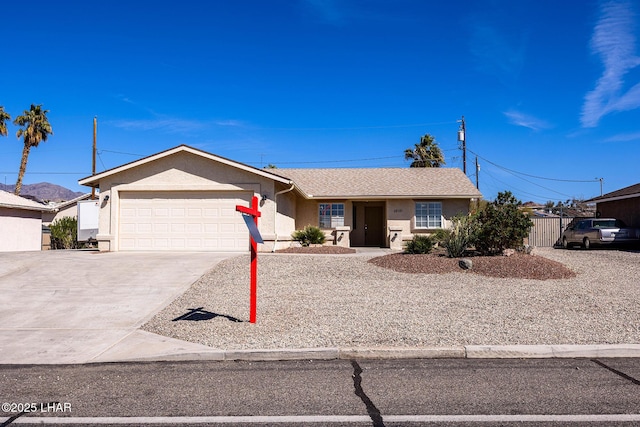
142;248;640;349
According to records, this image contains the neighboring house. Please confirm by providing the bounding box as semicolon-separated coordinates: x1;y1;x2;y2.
78;145;482;252
42;193;94;226
586;182;640;228
0;190;54;252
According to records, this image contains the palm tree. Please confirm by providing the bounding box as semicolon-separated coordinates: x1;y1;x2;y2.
404;133;445;168
0;106;10;137
13;104;53;195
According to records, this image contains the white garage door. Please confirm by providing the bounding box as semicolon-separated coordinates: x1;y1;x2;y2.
119;191;251;251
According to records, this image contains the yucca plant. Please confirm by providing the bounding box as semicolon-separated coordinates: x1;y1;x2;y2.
440;214;477;258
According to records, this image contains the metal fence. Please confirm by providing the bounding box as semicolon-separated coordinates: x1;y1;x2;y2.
528;217;575;247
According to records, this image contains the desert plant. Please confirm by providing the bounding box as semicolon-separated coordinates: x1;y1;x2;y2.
440;213;477;257
405;234;435;254
292;225;326;246
50;216;78;249
474;191;533;255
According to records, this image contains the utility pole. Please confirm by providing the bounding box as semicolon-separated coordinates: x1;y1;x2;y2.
457;116;466;175
92;117;97;200
598;177;603;196
475;156;479;190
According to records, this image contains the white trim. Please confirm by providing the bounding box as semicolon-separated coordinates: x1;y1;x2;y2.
593;193;640;204
79;145;292;187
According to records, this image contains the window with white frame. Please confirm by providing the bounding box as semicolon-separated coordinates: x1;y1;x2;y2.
415;202;442;228
319;203;344;228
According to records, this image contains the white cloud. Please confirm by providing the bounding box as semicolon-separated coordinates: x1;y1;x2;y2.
110;117;207;134
214;119;247;127
604;131;640;142
503;110;552;131
581;0;640;127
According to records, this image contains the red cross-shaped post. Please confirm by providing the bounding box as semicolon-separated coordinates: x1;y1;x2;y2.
236;195;262;323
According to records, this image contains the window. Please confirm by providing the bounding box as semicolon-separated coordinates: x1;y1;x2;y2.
415;202;442;228
319;203;344;228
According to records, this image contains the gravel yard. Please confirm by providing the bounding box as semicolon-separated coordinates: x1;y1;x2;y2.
142;248;640;349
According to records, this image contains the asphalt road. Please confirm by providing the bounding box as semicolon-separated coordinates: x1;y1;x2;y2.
1;358;639;426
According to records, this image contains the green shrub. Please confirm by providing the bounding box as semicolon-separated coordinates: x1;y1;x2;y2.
405;234;434;254
474;191;533;255
50;216;78;249
292;225;326;246
440;213;477;257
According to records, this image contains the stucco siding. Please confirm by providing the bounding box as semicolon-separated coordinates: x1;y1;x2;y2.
43;203;80;226
0;208;42;252
95;151;280;251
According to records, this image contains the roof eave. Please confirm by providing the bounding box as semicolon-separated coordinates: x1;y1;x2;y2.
587;193;640;204
303;194;482;200
0;203;55;212
78;145;293;187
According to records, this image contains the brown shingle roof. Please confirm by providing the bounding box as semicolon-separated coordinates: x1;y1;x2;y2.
587;182;640;203
274;168;481;199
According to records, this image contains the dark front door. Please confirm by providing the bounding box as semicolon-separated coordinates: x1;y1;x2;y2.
364;206;384;247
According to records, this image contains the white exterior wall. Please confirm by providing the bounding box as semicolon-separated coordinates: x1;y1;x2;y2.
0;208;42;252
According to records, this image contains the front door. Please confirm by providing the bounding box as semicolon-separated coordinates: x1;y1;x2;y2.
364;206;384;247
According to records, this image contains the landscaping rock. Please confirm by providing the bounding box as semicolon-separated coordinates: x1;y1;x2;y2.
502;249;516;257
459;258;473;270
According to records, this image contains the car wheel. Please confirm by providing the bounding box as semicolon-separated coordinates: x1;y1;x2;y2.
583;237;591;249
562;237;569;249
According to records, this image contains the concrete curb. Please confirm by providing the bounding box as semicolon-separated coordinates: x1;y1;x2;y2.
98;344;640;364
465;344;640;359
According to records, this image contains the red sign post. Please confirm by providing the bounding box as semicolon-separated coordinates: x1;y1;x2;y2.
235;196;262;323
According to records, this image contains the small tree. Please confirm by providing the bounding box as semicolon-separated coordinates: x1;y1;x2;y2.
474;191;533;255
50;217;78;249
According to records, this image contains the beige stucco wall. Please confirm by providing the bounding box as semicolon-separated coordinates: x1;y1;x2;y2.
0;208;42;252
292;197;473;248
42;203;81;226
94;151;291;252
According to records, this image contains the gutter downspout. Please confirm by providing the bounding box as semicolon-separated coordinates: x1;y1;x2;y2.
272;183;295;252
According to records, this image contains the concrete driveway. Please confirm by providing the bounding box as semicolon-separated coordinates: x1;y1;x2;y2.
0;250;237;364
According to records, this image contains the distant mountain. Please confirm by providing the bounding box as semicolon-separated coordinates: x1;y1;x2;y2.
0;183;85;202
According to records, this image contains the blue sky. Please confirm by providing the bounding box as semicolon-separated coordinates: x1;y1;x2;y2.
1;0;639;203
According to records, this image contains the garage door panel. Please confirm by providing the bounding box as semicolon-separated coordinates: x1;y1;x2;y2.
119;191;251;252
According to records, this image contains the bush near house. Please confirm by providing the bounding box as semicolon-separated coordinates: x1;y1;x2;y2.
404;234;435;254
50;216;78;249
474;191;533;255
292;225;326;247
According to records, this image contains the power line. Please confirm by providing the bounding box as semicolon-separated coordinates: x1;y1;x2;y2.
0;171;89;175
467;148;598;183
257;121;457;131
272;155;402;165
481;168;570;201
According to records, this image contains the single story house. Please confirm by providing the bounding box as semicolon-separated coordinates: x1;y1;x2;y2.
78;145;482;252
586;182;640;228
0;190;54;252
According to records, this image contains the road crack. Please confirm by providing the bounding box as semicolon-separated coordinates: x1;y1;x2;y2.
351;360;385;427
592;359;640;385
